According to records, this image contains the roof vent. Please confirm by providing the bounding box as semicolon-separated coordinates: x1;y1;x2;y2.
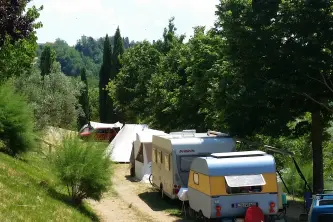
207;130;230;137
211;151;266;159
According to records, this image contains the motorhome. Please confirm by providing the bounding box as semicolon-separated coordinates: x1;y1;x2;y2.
151;131;236;199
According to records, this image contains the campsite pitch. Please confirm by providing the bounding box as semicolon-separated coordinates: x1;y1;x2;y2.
91;164;187;222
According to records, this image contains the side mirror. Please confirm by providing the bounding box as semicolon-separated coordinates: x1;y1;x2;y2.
299;213;308;222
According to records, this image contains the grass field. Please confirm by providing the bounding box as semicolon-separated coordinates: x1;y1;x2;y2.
0;151;99;222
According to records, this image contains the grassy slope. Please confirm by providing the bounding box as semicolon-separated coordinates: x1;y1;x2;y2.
0;152;99;222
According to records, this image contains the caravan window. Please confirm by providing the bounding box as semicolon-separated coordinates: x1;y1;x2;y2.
152;148;156;163
193;173;199;185
164;154;170;171
225;174;266;194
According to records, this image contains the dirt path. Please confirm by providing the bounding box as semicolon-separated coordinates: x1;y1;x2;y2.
90;164;184;222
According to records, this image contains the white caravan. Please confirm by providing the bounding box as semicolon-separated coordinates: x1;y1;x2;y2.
151;131;236;199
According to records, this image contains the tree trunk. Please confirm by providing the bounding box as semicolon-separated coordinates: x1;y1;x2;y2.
311;110;324;193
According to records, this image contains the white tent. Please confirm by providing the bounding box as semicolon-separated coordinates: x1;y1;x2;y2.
108;124;148;162
133;130;167;182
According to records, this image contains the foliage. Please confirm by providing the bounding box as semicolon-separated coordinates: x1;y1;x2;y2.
215;0;333;192
14;70;83;130
40;45;57;77
78;68;90;130
0;35;39;82
112;27;125;78
52;136;112;204
107;41;161;122
0;82;35;155
88;87;100;122
283;161;313;197
0;151;98;221
0;0;42;47
99;35;113;123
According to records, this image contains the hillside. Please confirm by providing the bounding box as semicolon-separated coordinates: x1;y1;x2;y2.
36;35;136;78
0;151;98;222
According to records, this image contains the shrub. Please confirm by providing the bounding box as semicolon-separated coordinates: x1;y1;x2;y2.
14;70;83;130
52;136;112;204
282;161;313;197
0;83;35;155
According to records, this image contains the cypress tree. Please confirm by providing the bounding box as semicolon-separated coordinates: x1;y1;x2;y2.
99;35;112;123
112;26;125;78
78;68;90;130
106;27;125;123
40;45;56;77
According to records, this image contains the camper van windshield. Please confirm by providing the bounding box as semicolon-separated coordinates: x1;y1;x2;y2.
225;174;266;187
180;156;198;172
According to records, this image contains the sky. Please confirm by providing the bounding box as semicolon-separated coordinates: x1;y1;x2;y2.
27;0;219;46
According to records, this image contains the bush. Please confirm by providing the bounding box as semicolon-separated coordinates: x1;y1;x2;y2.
52;136;112;204
14;70;83;130
0;83;35;155
282;161;313;197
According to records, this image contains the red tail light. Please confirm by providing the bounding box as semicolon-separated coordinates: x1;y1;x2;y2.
216;205;221;217
173;185;181;194
269;202;275;213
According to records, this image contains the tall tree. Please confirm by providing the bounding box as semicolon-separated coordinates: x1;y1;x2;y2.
78;68;90;129
99;35;112;123
216;0;333;193
112;26;125;78
107;27;124;123
40;45;56;77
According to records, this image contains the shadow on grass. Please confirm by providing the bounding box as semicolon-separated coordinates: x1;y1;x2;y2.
138;190;183;217
125;175;140;183
46;186;100;222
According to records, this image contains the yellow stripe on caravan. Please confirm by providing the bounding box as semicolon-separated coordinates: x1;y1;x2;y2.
210;176;227;196
188;172;278;196
188;171;211;195
261;173;278;193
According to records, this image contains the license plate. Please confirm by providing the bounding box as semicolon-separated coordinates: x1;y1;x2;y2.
235;202;257;208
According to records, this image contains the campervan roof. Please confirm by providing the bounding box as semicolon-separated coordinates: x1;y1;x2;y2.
211;151;267;158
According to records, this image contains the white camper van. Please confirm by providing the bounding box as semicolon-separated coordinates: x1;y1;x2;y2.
151;131;236;199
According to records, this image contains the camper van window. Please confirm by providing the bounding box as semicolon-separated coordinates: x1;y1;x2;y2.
136;144;144;163
164;154;170;171
157;151;162;163
193;173;199;185
152;148;156;163
225;174;266;194
180;156;198;172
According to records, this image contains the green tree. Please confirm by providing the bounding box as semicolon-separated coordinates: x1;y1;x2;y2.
40;45;56;77
107;41;161;122
15;69;83;130
112;27;125;78
99;35;112;123
0;1;42;82
215;0;333;192
78;68;90;130
0;0;42;47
